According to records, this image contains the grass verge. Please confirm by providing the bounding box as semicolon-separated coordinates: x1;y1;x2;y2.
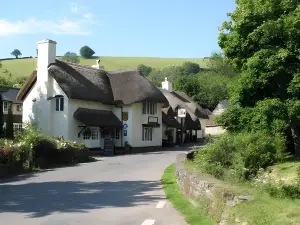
161;164;215;225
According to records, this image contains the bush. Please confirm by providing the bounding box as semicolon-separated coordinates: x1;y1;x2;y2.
194;132;287;180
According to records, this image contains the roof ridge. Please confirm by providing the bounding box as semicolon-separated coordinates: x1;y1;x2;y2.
55;60;106;72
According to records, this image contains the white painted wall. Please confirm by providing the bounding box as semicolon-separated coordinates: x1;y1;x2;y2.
23;39;58;136
68;99;113;148
131;103;163;147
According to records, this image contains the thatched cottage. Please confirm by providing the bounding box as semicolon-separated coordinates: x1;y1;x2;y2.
17;39;208;152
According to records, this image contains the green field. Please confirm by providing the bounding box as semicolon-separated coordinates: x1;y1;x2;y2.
0;56;209;79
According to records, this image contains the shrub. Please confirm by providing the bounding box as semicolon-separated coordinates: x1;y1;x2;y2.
194;132;287;180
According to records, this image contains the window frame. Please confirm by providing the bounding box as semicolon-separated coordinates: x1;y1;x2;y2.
142;126;153;141
16;104;22;112
142;102;157;115
3;101;8;112
13;123;23;133
55;97;64;111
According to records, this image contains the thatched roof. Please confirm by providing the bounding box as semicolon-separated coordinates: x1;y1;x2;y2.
17;61;168;106
73;108;122;127
16;70;37;101
162;112;181;128
172;91;208;119
162;106;176;117
160;88;208;120
49;60;115;105
184;113;201;130
107;70;168;105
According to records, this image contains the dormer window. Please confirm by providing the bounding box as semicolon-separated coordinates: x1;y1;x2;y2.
142;102;157;115
55;97;64;111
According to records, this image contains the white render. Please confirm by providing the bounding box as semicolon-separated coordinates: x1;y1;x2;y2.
161;77;173;92
21;39;166;149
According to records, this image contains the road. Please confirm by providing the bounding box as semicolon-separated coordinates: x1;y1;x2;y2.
0;146;195;225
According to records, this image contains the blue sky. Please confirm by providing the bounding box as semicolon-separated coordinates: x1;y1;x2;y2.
0;0;236;58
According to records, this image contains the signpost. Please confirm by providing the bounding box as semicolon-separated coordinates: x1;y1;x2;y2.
177;108;186;145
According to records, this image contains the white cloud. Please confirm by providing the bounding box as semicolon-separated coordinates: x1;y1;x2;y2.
0;17;92;36
70;3;79;13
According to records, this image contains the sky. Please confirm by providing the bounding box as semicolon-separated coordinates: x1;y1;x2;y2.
0;0;236;58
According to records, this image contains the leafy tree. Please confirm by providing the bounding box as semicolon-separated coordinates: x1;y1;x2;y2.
208;52;237;77
218;0;300;155
11;49;22;58
148;66;184;86
6;103;14;139
137;64;152;76
62;52;80;63
79;46;95;58
0;94;3;138
181;61;201;75
12;77;27;88
0;61;2;69
174;76;200;98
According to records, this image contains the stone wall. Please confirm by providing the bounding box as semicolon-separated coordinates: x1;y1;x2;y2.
175;153;251;225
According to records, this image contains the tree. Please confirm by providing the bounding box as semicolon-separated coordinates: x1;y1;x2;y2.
208;52;237;77
6;103;14;139
62;52;80;63
0;94;3;138
218;0;300;155
148;66;184;86
12;77;27;88
137;64;152;76
79;46;95;58
11;49;22;59
181;61;201;75
174;76;200;98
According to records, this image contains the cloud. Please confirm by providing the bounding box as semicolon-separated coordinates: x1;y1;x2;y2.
0;17;92;36
70;3;79;13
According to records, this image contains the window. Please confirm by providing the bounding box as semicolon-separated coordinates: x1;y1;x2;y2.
16;104;22;112
142;102;157;115
3;102;8;112
83;128;91;140
55;97;64;111
115;128;120;139
13;123;22;133
91;128;99;140
143;127;153;141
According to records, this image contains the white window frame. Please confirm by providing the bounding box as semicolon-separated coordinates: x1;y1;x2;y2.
143;127;153;141
83;128;91;140
91;128;99;140
3;101;8;112
13;123;23;133
142;102;157;115
55;97;64;111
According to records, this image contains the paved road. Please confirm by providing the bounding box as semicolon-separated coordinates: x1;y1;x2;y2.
0;146;196;225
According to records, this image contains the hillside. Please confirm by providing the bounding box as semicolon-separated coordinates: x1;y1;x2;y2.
0;56;209;79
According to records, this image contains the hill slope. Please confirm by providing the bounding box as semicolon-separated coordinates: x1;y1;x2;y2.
0;56;209;79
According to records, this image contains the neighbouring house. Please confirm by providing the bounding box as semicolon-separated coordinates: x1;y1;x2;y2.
0;87;23;133
16;39;168;153
160;78;209;145
205;100;228;136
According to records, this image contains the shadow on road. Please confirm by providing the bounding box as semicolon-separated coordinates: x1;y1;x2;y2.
0;180;162;218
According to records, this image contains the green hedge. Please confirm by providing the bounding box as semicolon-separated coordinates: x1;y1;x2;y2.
193;132;288;180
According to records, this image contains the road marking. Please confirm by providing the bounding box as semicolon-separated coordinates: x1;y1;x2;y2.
156;200;166;208
141;219;155;225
